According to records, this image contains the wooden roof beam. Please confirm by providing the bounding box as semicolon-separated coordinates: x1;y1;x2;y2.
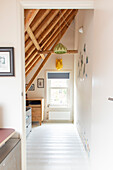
27;26;45;60
39;9;73;48
24;9;39;32
25;45;36;61
25;9;59;53
37;9;68;45
26;56;42;76
25;49;38;68
43;10;78;51
25;55;40;74
25;9;51;42
42;10;78;50
36;50;78;54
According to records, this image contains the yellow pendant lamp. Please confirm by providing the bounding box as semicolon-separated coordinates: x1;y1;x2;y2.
56;59;63;70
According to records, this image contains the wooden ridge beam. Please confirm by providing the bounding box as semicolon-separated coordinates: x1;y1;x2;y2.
25;9;51;42
27;26;45;60
25;9;39;32
25;9;59;53
26;15;74;92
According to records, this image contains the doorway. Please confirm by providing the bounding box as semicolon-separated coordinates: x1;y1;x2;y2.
24;8;76;170
20;3;93;169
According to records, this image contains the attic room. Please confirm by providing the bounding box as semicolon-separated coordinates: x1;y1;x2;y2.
25;8;94;170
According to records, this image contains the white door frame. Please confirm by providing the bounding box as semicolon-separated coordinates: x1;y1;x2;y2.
21;1;94;9
20;1;94;170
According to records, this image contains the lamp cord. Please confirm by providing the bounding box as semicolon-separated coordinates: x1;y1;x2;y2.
59;10;75;32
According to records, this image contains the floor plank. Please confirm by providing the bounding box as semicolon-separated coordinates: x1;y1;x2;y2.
27;123;90;170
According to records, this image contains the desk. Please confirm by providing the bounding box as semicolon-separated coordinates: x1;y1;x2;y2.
26;98;44;125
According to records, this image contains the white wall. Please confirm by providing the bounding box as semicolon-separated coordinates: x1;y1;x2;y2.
0;1;26;170
26;21;75;121
74;10;94;155
0;0;23;136
91;0;113;169
74;3;113;170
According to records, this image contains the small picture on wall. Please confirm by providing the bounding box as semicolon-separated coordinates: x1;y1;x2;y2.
37;78;44;88
0;47;14;76
26;84;35;91
29;84;35;91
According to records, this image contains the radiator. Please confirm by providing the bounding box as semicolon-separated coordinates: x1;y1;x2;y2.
49;111;70;120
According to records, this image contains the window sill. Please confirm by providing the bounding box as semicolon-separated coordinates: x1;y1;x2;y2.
49;106;70;109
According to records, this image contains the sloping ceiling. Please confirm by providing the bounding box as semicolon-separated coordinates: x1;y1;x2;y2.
24;9;78;91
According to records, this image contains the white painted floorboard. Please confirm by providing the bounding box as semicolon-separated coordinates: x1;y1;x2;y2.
27;123;90;170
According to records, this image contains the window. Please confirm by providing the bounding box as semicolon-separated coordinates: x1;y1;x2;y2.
47;73;70;107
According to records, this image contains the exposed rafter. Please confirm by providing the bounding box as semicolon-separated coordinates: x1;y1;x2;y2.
25;9;51;42
26;56;41;76
40;9;73;48
37;9;68;45
25;50;38;68
43;10;78;51
25;9;60;53
27;26;45;60
24;9;39;32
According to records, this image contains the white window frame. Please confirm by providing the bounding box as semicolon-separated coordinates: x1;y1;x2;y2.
48;83;69;108
46;71;71;109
